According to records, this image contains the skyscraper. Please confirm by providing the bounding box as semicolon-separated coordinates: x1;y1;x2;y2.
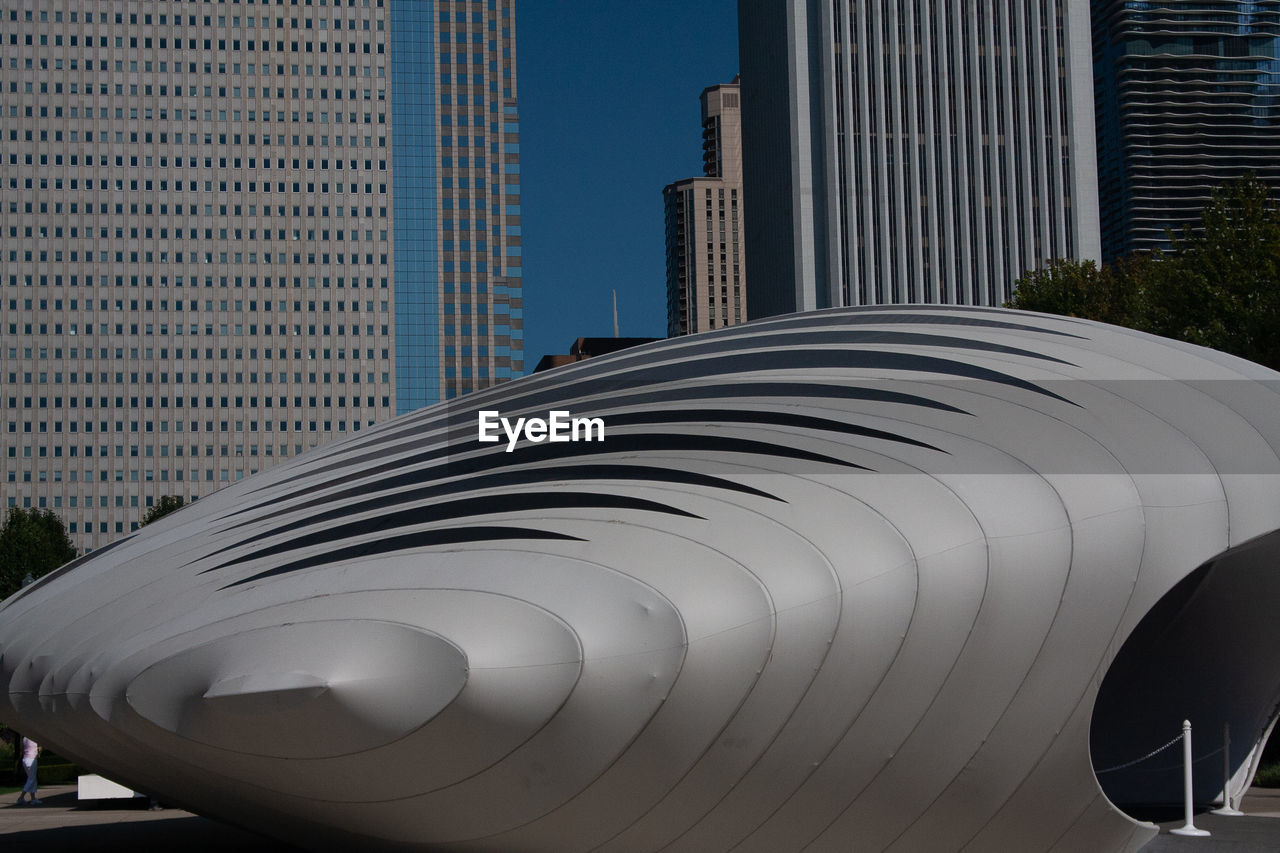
664;80;747;337
0;1;521;552
1093;1;1280;262
738;0;1101;316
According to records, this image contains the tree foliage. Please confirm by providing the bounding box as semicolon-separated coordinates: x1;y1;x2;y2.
1005;257;1145;328
0;508;77;601
1009;175;1280;371
142;495;186;527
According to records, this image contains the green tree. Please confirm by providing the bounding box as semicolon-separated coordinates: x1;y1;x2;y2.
0;508;77;600
1147;175;1280;369
1007;256;1145;327
1009;175;1280;372
141;495;186;527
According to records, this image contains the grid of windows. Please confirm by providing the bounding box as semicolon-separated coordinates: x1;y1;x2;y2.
432;0;522;403
665;82;746;338
0;1;459;553
664;182;744;337
392;1;438;412
3;1;524;553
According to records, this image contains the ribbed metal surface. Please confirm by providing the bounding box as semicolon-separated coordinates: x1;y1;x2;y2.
1094;0;1280;261
4;307;1280;851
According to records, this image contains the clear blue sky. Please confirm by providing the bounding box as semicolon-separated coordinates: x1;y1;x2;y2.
517;1;740;367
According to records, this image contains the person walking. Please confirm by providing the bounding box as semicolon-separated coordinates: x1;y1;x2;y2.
15;736;40;805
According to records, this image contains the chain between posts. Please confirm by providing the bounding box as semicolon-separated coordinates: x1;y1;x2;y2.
1123;745;1225;775
1096;733;1186;774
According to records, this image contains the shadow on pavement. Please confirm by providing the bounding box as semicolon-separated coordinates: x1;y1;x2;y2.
1;786;301;852
0;817;301;852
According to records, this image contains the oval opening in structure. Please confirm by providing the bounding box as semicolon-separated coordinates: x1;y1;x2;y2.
1091;529;1280;817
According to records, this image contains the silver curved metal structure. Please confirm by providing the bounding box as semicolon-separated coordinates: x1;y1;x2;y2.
2;306;1279;852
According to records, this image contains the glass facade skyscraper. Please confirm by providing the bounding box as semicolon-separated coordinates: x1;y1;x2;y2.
0;0;522;552
422;0;523;407
1094;1;1280;262
391;3;440;414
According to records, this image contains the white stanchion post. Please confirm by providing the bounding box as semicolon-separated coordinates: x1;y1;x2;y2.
1212;722;1244;816
1171;720;1211;837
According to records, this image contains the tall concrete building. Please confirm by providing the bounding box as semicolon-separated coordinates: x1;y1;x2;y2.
1;0;522;552
1094;1;1280;262
738;0;1101;316
664;80;747;337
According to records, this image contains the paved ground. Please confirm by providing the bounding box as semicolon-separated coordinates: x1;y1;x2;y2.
1139;787;1280;851
0;785;299;851
1;783;1278;850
